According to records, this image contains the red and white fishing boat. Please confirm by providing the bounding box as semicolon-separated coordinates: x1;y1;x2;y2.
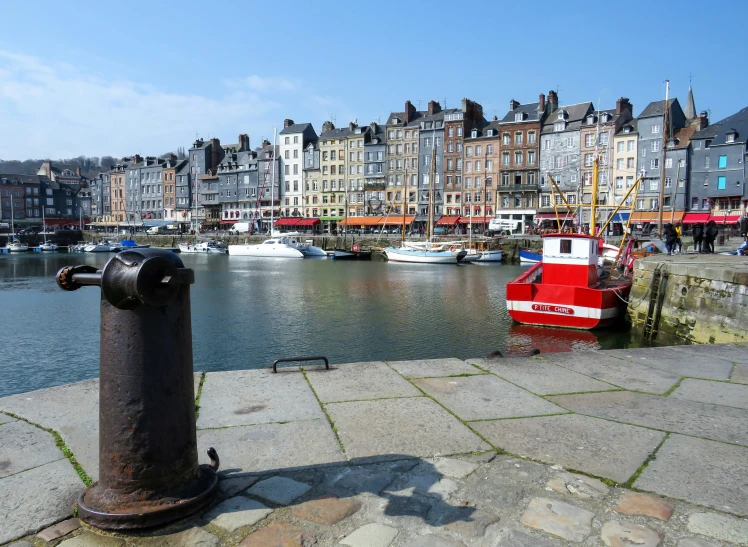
506;233;632;329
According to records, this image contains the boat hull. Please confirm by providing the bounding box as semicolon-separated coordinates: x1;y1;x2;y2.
506;263;631;330
474;250;502;262
9;246;29;252
228;244;304;258
519;250;542;264
384;247;467;264
333;249;373;260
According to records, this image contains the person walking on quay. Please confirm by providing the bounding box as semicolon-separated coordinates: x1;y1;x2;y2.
703;220;718;254
692;222;704;253
663;223;677;255
674;222;683;254
740;215;748;242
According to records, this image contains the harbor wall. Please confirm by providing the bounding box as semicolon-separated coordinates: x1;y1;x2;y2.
627;254;748;344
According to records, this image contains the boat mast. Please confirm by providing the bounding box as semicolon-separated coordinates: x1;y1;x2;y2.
658;80;670;235
344;163;349;248
590;157;599;236
271;127;277;235
10;194;14;236
670;160;680;224
427;135;437;241
42;204;46;244
401;166;407;245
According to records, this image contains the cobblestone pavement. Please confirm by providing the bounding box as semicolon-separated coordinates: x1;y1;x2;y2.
1;344;747;546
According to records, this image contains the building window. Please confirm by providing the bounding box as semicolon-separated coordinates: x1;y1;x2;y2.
650;159;659;169
651;141;660;152
543;138;551;150
718;176;726;190
726;133;736;143
652;125;660;134
541;195;551;207
665;158;672;168
514;151;522;165
718;155;727;169
585;133;595;147
528;131;536;144
664;177;671;188
515;132;523;145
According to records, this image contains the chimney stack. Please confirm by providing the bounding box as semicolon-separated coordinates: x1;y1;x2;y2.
370;121;378;133
133;154;143;164
616;97;632;116
538;94;546;112
548;90;559;109
694;111;709;131
428;100;441;115
238;134;250;151
262;139;271;148
75;167;81;176
283;119;294;129
210;138;221;169
509;99;520;111
404;100;416;123
322;121;334;132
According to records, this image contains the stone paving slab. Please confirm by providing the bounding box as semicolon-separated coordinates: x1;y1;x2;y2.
196;419;345;475
549;390;748;446
305;361;421;403
0;459;83;545
413;375;564;421
474;358;616;395
670;343;748;365
386;358;480;378
202;496;272;532
731;363;748;385
634;434;748;517
472;414;666;483
539;351;683;394
326;397;490;459
196;369;324;429
0;413;16;425
687;512;748;544
605;346;734;380
0;419;64;478
670;378;748;409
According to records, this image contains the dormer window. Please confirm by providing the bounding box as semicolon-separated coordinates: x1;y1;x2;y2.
471;129;478;138
726;131;737;143
623;126;631;134
601;113;610;123
587;115;595;124
392;117;400;124
557;110;567;120
514;113;523;122
487;129;494;137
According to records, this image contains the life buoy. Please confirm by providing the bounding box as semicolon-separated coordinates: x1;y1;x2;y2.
449;245;457;252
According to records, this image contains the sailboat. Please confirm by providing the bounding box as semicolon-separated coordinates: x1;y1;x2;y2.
333;181;372;260
38;206;58;251
229;129;325;258
384;149;467;264
6;197;29;252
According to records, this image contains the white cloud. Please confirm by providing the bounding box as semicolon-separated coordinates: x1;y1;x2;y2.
0;50;308;160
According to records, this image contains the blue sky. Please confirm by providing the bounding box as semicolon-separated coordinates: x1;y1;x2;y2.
2;0;747;160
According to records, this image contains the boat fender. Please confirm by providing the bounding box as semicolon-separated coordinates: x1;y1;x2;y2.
449;245;457;252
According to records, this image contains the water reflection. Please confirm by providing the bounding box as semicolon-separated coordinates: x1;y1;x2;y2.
0;253;644;397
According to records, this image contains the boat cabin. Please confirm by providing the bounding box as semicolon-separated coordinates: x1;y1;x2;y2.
541;234;600;287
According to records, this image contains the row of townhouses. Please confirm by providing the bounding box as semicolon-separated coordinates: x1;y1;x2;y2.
3;87;747;233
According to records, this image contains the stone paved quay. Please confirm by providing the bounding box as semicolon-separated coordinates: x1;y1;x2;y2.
2;344;748;546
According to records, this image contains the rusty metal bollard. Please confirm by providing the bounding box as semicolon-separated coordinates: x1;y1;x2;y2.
57;248;219;529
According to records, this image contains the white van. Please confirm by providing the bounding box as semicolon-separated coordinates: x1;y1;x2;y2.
487;218;523;236
229;222;251;235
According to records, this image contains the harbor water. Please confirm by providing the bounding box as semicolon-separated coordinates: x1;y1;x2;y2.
0;252;645;398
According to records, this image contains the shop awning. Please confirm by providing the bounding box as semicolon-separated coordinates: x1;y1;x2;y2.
296;218;320;226
219;220;236;225
379;216;415;226
610;212;630;223
630;211;685;223
682;213;710;224
709;214;740;223
436;215;461;226
458;217;489;224
274;218;301;227
340;216;381;226
44;218;90;226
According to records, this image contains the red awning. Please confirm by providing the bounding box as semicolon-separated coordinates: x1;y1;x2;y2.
44;218;90;226
219;220;235;225
274;218;301;226
682;213;710;224
709;214;740;223
296;218;320;226
458;217;489;224
436;215;461;226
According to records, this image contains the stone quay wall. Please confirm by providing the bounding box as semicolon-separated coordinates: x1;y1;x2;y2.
628;254;748;344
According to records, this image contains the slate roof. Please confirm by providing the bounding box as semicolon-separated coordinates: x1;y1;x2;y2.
386;110;426;127
616;118;638;136
693;106;748;145
499;102;543;124
280;123;313;135
670;125;697;149
638;99;677;119
464;119;499;140
580;108;619;127
541;102;595;133
0;174;47;184
319;127;351;140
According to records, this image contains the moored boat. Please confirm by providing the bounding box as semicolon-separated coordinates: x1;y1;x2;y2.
519;250;542;264
506;234;632;330
8;240;29;252
384;245;467;264
178;240;228;254
228;237;304;258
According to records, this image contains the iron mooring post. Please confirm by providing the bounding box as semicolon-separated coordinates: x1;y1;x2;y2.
57;249;219;530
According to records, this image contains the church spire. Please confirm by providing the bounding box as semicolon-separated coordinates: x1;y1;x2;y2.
684;83;696;119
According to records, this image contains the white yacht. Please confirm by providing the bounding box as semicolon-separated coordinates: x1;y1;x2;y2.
228;236;305;258
8;240;29;252
39;242;58;252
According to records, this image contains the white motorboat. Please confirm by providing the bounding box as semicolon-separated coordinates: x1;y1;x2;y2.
8;240;29;252
473;249;503;262
178;240;228;254
228;236;305;258
39;242;58;251
84;241;118;252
